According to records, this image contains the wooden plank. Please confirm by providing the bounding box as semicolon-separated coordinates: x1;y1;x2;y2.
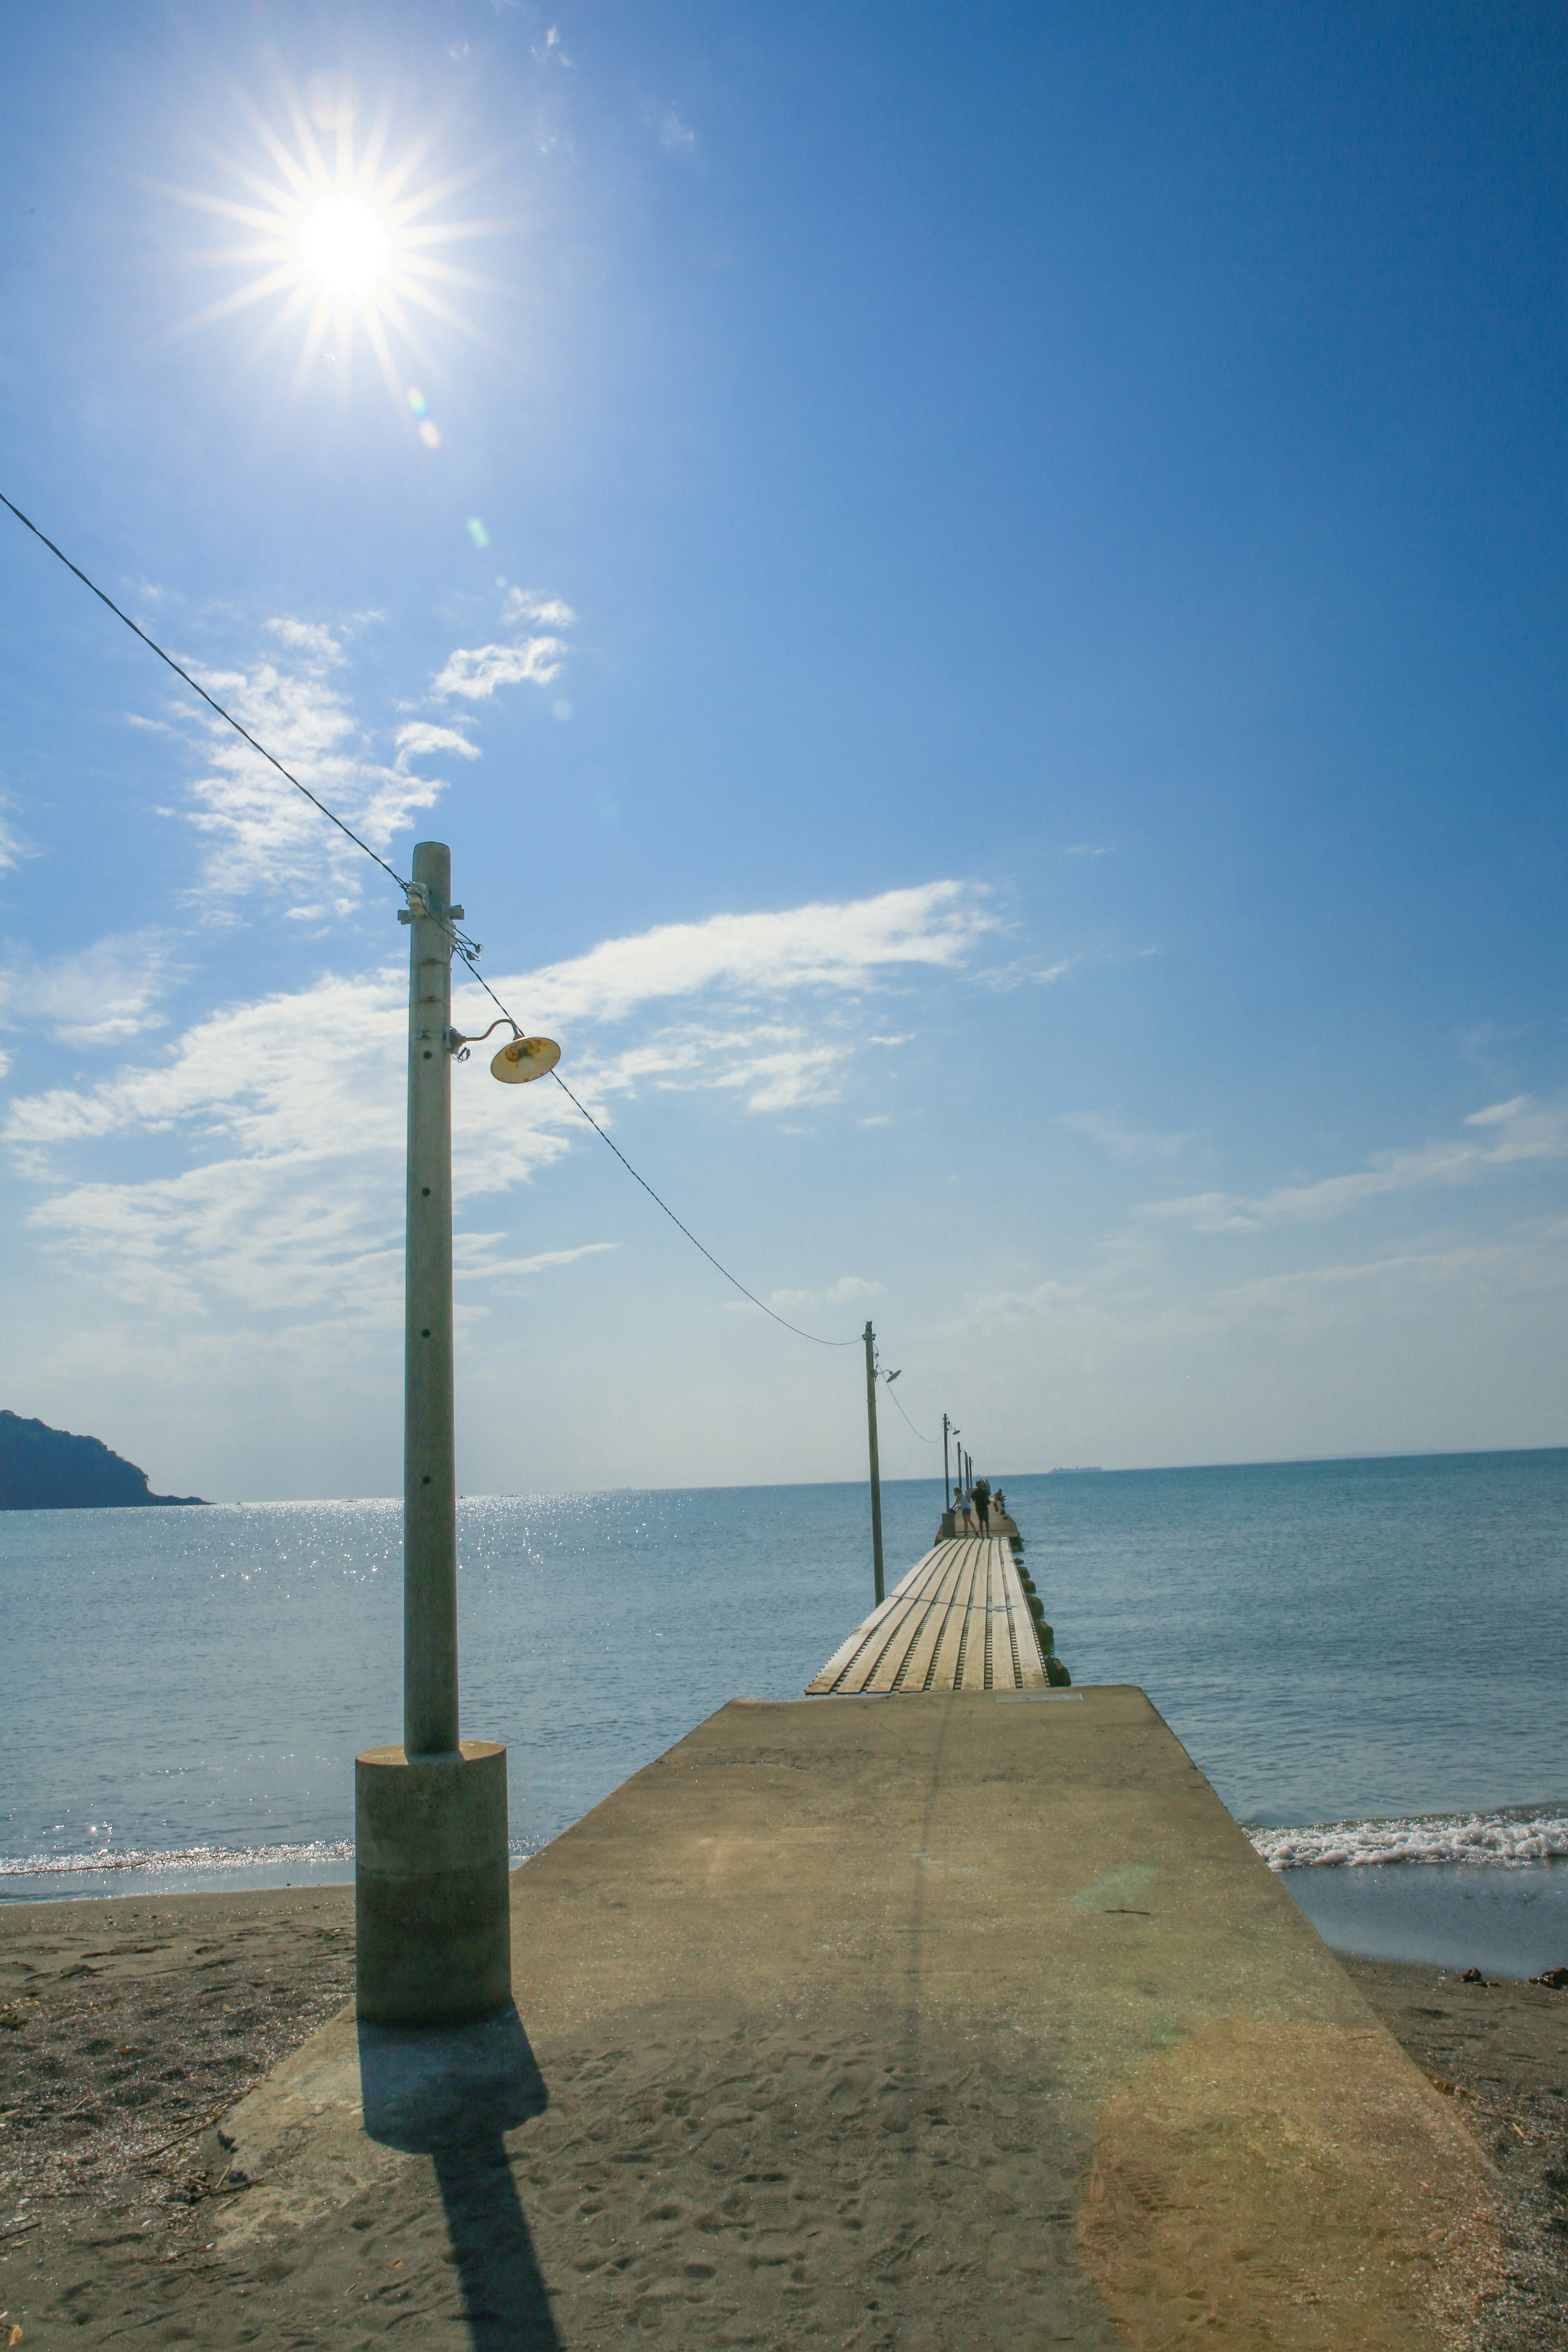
838;1556;947;1695
959;1540;992;1690
893;1539;973;1694
1000;1543;1047;1686
865;1554;949;1692
804;1549;944;1693
987;1541;1019;1690
927;1539;980;1692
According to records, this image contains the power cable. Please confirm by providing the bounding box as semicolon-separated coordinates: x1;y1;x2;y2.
1;488;861;1350
882;1379;933;1444
0;491;408;893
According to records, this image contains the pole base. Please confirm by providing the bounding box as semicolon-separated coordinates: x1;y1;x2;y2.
355;1741;511;2027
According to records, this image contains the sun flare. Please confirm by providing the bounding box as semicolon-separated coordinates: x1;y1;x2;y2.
166;69;505;421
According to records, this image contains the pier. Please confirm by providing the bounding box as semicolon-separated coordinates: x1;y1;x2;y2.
193;1512;1499;2350
806;1535;1052;1692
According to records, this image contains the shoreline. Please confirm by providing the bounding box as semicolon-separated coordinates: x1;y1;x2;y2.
11;1846;1568;1976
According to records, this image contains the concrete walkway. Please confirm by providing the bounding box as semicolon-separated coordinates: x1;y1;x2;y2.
212;1689;1499;2348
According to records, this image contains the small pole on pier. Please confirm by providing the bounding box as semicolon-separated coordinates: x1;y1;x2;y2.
943;1414;952;1509
864;1321;885;1608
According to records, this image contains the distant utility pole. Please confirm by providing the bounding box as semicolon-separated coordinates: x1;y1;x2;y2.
942;1413;952;1508
864;1321;885;1608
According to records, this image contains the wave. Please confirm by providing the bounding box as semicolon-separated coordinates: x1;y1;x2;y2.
0;1840;356;1880
0;1838;539;1882
1250;1810;1568;1870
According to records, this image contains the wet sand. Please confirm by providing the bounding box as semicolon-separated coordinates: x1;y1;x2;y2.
1;1878;1564;2344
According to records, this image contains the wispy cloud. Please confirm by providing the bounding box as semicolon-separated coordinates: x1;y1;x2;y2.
431;584;577;703
453;1237;615;1282
0;931;177;1046
764;1274;879;1310
659;106;696;153
5;882;987;1319
500;588;577;630
5;968;579;1315
974;956;1073;992
479;882;994;1030
1063;1111;1187;1160
0;801;27;873
395;721;480;763
159;618;452;909
1142;1094;1568;1234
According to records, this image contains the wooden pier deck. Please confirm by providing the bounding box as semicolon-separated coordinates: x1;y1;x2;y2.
807;1535;1046;1693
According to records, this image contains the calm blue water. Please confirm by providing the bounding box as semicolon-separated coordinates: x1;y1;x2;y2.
3;1452;1566;1970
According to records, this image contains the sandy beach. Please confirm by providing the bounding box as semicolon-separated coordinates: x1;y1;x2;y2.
2;1875;1565;2345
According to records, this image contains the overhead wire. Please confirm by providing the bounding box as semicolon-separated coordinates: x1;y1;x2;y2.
0;490;408;894
1;488;860;1350
882;1378;933;1445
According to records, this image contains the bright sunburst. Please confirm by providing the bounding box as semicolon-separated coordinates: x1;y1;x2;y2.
167;68;506;422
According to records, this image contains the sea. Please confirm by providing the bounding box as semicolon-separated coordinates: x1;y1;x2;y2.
3;1450;1566;1977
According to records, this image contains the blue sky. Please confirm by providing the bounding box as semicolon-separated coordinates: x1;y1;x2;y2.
1;2;1564;1499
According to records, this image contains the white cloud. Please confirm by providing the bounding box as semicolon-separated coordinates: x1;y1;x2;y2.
1142;1094;1568;1234
826;1275;881;1303
659;107;696;153
430;639;569;700
0;803;26;872
500;588;577;630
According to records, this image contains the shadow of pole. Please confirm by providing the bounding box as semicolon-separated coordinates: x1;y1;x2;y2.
359;2002;563;2351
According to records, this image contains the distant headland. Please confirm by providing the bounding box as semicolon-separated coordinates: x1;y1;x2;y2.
0;1410;205;1511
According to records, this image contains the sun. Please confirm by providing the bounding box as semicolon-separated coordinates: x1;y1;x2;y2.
165;67;506;421
298;194;391;302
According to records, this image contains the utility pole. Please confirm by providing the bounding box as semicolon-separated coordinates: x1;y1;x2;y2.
942;1413;952;1508
404;841;459;1757
864;1321;885;1608
355;842;511;2029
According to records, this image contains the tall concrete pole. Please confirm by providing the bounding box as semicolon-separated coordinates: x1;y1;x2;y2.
864;1321;885;1608
356;840;511;2028
404;840;460;1756
943;1414;951;1508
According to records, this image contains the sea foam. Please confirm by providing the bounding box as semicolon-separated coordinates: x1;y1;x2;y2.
1250;1810;1568;1870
